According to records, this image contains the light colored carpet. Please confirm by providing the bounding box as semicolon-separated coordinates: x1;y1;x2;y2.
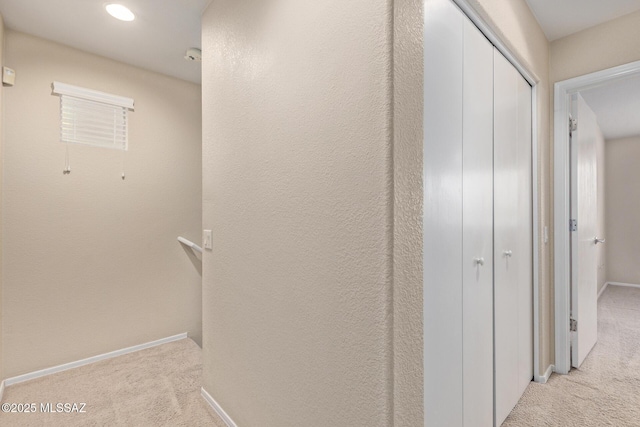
0;338;227;427
503;285;640;426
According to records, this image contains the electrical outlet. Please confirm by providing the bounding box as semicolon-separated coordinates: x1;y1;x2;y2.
203;230;212;250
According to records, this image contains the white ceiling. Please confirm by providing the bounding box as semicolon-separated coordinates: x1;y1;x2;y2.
580;75;640;140
0;0;211;83
0;1;638;84
525;0;640;41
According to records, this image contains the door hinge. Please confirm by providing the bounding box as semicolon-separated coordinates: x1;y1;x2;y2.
570;219;577;232
570;117;577;133
570;318;578;332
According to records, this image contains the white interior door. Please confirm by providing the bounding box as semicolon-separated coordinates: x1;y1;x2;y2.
570;94;599;368
494;48;533;426
462;18;494;427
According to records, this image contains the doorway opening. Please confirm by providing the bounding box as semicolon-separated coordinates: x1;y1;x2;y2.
554;59;640;374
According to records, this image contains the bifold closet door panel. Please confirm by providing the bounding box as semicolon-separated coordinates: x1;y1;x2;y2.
494;48;533;425
424;0;464;425
462;18;494;427
516;71;533;396
493;49;520;426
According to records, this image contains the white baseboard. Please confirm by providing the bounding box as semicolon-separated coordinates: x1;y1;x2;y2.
534;364;554;384
201;387;238;427
606;281;640;290
598;282;610;299
599;282;640;298
0;380;5;402
4;333;188;387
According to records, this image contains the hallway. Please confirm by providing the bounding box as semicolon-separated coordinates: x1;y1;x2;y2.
503;285;640;426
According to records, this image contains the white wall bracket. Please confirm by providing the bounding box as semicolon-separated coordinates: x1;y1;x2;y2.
178;236;203;253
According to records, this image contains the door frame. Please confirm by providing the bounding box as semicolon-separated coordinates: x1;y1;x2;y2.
446;0;542;382
553;59;640;374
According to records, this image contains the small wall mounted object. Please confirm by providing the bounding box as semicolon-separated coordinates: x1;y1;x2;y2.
177;236;203;254
3;67;15;86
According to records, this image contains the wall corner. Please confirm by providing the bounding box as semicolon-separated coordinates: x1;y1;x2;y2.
393;0;424;425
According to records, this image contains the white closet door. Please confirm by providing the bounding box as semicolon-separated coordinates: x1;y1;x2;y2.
424;0;463;425
494;49;519;426
516;69;533;395
425;3;532;426
494;48;533;425
462;18;494;427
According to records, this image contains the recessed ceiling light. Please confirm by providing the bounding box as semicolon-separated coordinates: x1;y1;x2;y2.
105;4;135;22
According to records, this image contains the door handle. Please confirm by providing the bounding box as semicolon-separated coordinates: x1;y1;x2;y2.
503;250;513;258
474;257;485;266
594;237;606;244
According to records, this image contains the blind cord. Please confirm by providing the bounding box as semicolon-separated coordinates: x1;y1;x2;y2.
63;144;71;175
121;150;126;180
62;145;127;179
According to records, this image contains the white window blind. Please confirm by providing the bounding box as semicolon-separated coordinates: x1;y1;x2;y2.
52;82;134;150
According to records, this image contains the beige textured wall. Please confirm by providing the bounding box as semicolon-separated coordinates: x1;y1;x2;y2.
201;0;394;425
393;0;423;425
550;10;640;83
605;136;640;285
467;0;553;374
2;30;202;378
